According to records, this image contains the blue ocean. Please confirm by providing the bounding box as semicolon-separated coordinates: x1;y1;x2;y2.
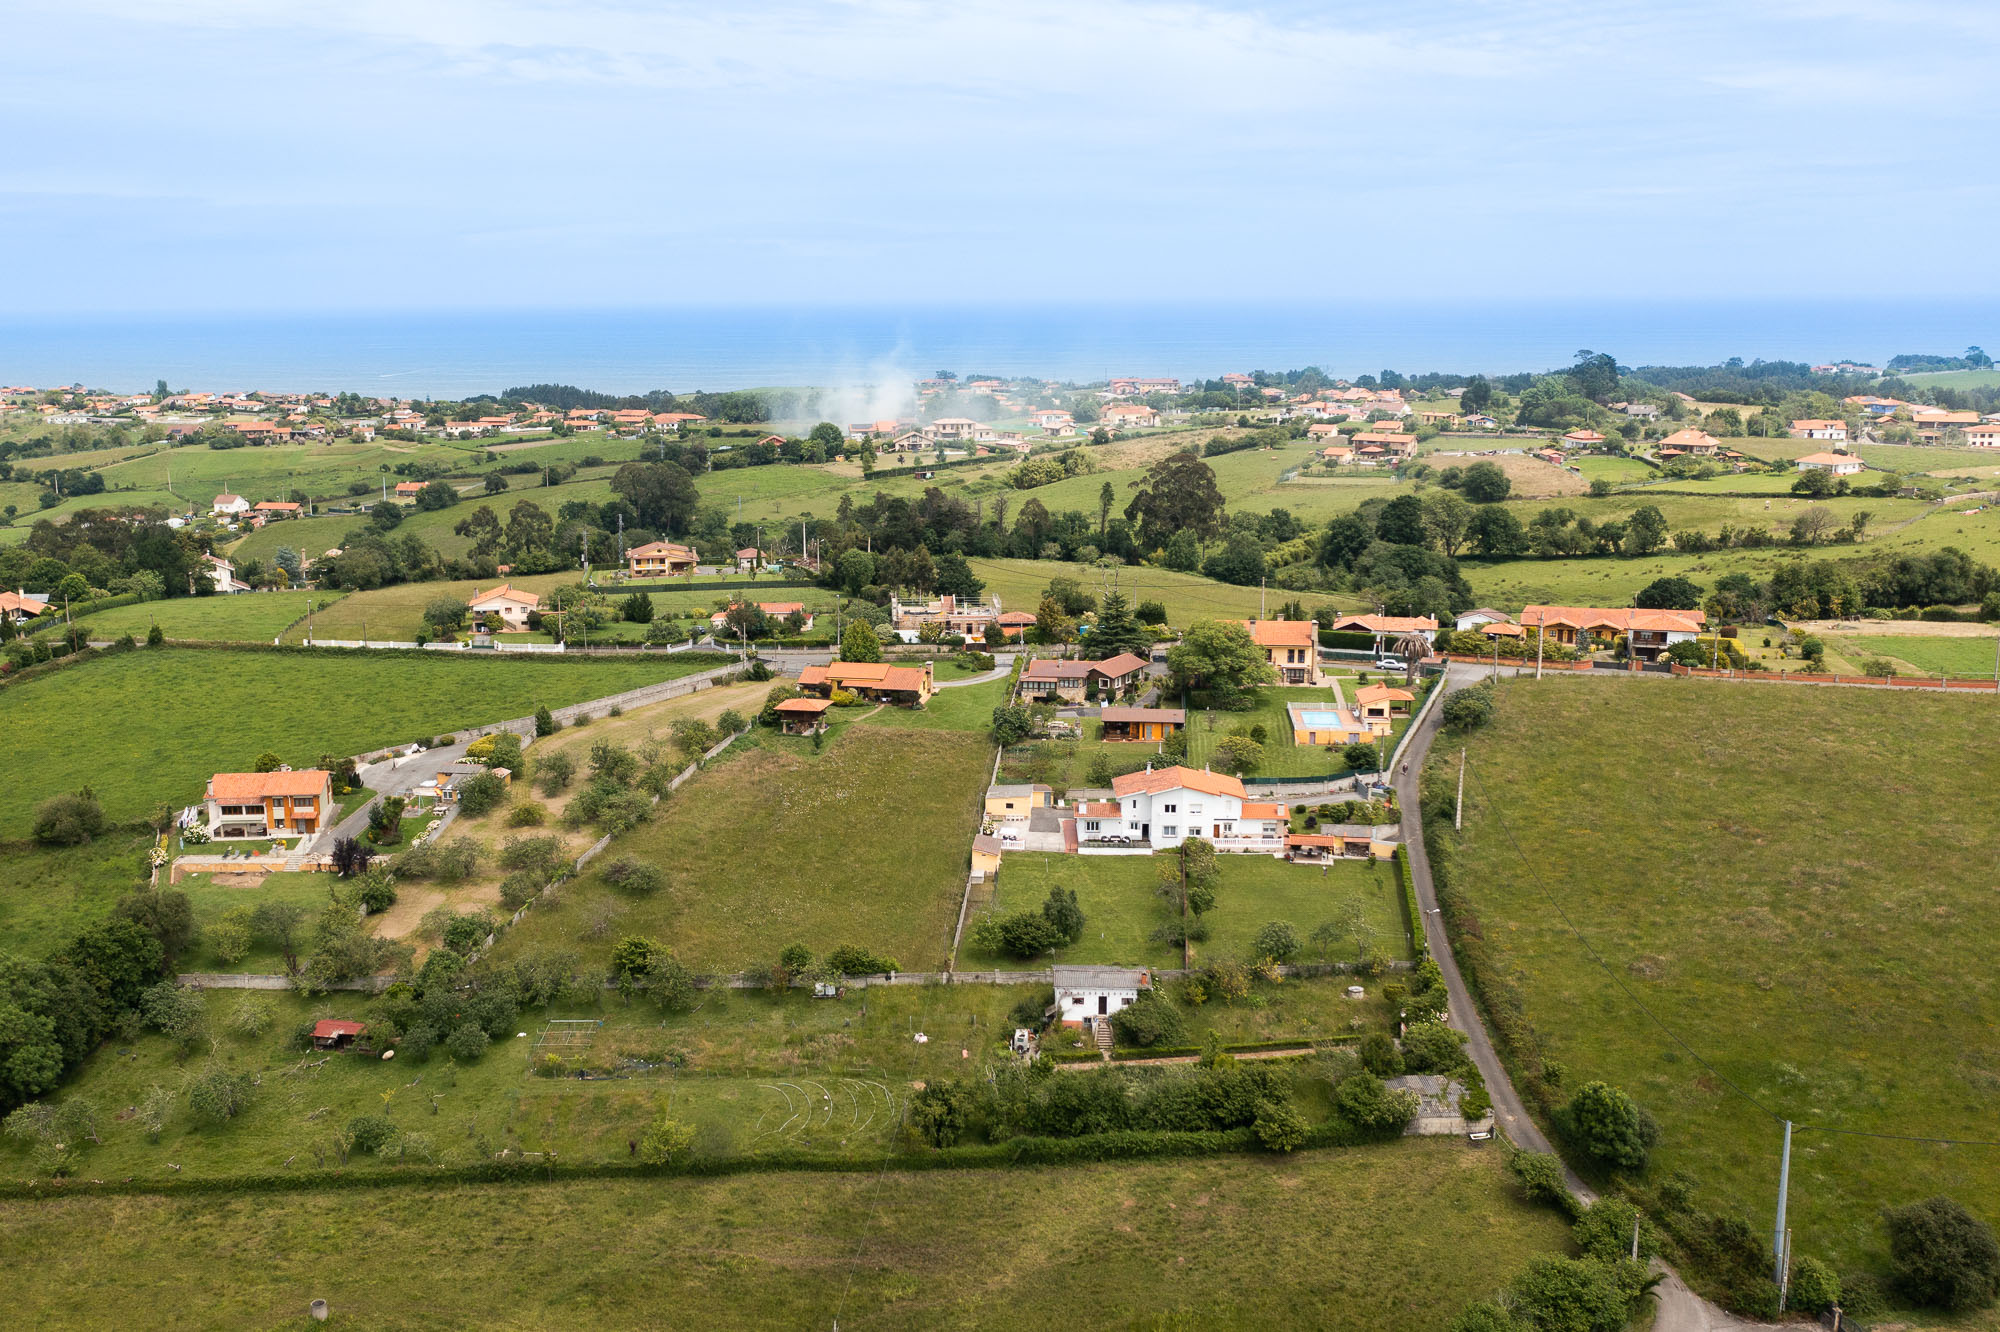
0;302;1990;399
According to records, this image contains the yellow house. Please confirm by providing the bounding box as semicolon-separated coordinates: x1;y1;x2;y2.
627;541;698;578
971;833;1002;881
984;783;1051;822
1241;618;1321;685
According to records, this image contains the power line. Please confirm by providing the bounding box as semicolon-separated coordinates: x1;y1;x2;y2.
1459;752;2000;1153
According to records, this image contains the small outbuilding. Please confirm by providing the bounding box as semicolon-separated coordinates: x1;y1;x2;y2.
1051;964;1150;1028
1098;706;1185;743
774;697;832;735
311;1019;368;1051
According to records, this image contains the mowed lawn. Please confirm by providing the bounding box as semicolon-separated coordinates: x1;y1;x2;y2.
1447;676;2000;1282
0;1142;1567;1332
962;852;1412;971
0;648;718;836
497;725;992;973
57;590;330;643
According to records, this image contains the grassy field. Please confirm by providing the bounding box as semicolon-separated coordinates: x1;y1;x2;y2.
1446;675;2000;1290
96;438;480;502
56;590;327;643
1571;455;1657;485
0;1141;1567;1330
962;852;1412;971
273;573;585;642
0;833;153;958
1819;631;2000;676
963;556;1356;625
0;648;722;837
493;724;990;974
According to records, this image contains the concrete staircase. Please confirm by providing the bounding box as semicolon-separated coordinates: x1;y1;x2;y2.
1094;1018;1114;1059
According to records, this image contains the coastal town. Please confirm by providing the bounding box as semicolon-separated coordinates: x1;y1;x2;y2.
6;0;1999;1320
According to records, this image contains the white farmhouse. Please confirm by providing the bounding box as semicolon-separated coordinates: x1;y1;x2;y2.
1076;765;1286;853
1052;964;1151;1029
1794;451;1864;476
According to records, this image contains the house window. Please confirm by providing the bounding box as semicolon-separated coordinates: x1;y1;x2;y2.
1084;820;1099;832
1189;803;1203;816
1162;802;1176;813
1162;825;1178;838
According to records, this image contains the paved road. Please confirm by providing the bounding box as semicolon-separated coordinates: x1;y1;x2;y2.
1397;663;1780;1332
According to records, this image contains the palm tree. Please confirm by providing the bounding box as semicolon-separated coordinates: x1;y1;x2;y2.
1394;630;1431;687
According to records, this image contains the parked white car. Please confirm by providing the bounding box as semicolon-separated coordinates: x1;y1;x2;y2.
1376;655;1405;671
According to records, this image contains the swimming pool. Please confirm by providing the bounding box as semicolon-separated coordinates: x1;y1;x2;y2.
1294;709;1344;728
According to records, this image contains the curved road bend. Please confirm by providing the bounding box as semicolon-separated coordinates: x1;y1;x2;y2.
1395;663;1779;1332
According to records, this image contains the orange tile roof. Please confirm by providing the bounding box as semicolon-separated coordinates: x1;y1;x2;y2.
1519;606;1704;633
1330;614;1438;634
207;770;331;800
1659;428;1720;449
628;540;695;559
774;697;831;713
1079;801;1121;817
1353;684;1414;704
801;661;931;693
1091;652;1149;676
1795;452;1860;466
1239;802;1287;819
470;583;540;608
1110;765;1247;800
1240;618;1316;649
0;591;50;616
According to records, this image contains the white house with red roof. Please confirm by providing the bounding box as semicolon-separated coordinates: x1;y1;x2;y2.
211;491;251;516
469;583;541;631
1101;402;1159;429
1076;765;1287;852
1794;451;1864;476
0;589;51;623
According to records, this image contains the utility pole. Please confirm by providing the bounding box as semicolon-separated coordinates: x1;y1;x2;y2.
1535;619;1544;680
1772;1120;1793;1290
1455;747;1465;830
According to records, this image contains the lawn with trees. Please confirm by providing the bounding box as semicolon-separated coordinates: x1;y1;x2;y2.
957;852;1412;971
491;725;991;974
1439;675;2000;1315
0;647;722;837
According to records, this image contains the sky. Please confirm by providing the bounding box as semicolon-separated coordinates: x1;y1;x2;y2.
4;0;1998;314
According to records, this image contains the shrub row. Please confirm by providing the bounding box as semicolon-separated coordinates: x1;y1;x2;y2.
1395;846;1428;963
1317;629;1380;651
21;592;145;632
0;1120;1369;1202
1110;1037;1357;1061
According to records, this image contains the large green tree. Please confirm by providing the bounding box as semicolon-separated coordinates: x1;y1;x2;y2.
1085;590;1152;659
1124;451;1224;550
610;461;699;535
1165;619;1275;696
839;619;883;663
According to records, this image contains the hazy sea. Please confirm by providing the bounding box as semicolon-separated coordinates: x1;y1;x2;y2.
0;302;1991;399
